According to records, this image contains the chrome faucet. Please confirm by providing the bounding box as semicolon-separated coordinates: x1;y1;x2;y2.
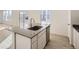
30;18;35;27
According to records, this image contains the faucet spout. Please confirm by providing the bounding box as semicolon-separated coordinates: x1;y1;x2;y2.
30;18;35;27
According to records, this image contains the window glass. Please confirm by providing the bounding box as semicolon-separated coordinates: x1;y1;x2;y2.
3;10;12;21
40;10;51;24
19;10;28;29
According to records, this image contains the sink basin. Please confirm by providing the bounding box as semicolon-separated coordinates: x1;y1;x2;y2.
28;26;42;31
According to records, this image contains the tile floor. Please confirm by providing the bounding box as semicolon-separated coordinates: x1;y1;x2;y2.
45;34;74;49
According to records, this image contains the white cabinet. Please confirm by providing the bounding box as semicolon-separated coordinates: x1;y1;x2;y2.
16;34;31;49
38;29;46;49
32;29;46;49
32;40;37;49
76;33;79;48
15;29;46;49
16;33;38;49
73;28;79;49
73;28;77;48
31;36;38;49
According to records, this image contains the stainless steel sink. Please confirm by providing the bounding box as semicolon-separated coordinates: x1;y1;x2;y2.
28;26;42;31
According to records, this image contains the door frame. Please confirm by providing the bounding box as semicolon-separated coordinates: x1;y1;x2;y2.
68;10;73;44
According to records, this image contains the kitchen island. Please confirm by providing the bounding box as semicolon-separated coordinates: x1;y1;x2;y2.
7;23;50;49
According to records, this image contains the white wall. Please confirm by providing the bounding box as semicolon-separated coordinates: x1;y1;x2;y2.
71;10;79;24
28;10;40;23
2;10;20;27
11;10;19;26
0;10;3;23
51;10;69;37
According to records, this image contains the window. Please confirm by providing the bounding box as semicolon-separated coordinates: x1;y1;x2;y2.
3;10;12;21
40;10;51;24
19;10;28;29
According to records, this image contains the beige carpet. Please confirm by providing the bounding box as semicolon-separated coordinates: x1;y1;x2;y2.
45;34;74;49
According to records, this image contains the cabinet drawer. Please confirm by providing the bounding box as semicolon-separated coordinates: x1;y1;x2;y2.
32;41;37;49
32;36;37;43
38;29;46;37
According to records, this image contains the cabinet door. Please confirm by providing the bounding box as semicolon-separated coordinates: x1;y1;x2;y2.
32;41;38;49
38;35;44;49
73;28;77;48
42;31;46;48
76;32;79;49
46;26;50;43
38;29;46;49
16;34;31;49
32;36;38;49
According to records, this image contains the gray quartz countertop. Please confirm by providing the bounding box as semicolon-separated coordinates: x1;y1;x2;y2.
0;30;12;43
7;23;50;39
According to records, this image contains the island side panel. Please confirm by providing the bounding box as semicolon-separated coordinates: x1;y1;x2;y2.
16;34;31;49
